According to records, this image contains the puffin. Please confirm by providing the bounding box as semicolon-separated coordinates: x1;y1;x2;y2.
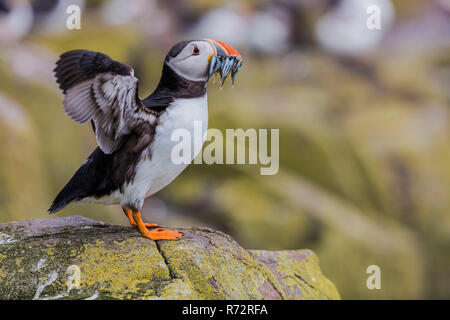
48;39;242;240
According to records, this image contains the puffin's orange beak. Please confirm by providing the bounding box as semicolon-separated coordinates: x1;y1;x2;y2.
205;39;243;86
208;39;242;59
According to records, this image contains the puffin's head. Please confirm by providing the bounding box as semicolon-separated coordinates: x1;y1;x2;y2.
165;39;242;86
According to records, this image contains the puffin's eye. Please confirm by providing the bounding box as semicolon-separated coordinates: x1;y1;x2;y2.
193;46;200;55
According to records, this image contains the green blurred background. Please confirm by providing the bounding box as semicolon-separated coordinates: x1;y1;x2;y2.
0;0;449;299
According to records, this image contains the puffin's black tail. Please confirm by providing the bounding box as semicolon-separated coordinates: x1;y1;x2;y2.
48;147;111;214
48;169;89;214
48;192;75;214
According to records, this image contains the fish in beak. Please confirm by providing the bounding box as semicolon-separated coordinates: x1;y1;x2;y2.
205;39;243;87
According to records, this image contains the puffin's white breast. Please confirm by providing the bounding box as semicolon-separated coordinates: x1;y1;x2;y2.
121;95;208;206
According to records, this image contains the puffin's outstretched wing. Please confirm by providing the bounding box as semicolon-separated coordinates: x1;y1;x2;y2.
54;49;157;154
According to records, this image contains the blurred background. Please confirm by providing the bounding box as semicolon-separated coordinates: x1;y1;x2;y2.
0;0;449;299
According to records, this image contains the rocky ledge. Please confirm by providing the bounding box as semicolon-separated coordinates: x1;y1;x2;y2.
0;216;340;299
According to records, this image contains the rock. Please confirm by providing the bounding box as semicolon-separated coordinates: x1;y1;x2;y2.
0;216;340;300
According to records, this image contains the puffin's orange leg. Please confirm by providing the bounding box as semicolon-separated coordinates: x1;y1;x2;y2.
132;210;182;241
123;208;137;226
122;208;162;228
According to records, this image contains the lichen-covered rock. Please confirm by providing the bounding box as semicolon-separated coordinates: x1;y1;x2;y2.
0;216;339;300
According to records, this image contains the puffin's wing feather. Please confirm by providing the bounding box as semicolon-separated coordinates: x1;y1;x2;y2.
54;49;156;154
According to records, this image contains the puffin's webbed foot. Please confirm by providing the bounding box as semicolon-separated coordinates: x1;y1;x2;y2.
123;208;182;241
123;208;162;228
141;227;183;241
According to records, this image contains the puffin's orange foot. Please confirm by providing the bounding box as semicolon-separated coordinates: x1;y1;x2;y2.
130;221;162;229
123;209;162;228
143;228;183;241
131;210;182;241
143;223;163;228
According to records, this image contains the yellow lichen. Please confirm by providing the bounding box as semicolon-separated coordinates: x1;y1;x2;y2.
158;236;287;299
273;250;340;300
159;279;198;299
15;257;24;266
45;246;55;258
76;238;170;299
0;267;6;282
